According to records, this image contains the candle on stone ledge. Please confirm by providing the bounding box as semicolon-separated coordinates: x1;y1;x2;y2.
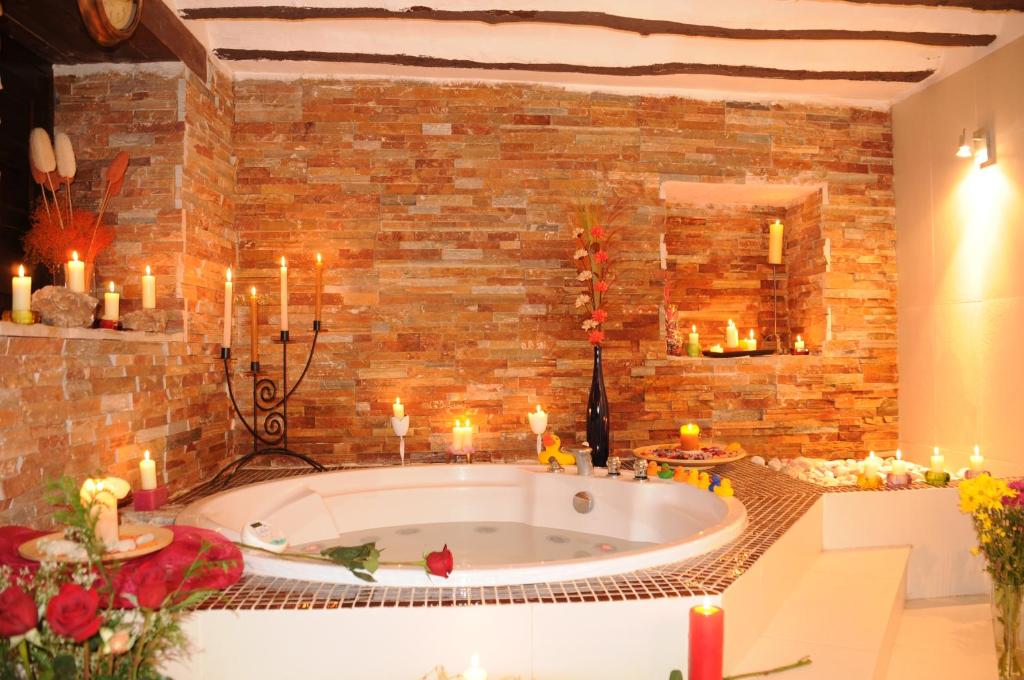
140;449;157;491
393;397;405;420
680;423;701;451
970;445;984;472
689;597;724;680
142;265;156;309
279;256;289;333
768;219;784;265
104;281;120;322
67;251;85;293
250;286;259;363
794;335;805;352
314;253;323;322
11;265;31;323
687;324;701;357
725;319;739;349
930;446;945;473
222;268;233;349
863;450;880;479
742;329;757;351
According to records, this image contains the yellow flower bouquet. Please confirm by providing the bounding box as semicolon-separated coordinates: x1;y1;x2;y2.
959;475;1024;679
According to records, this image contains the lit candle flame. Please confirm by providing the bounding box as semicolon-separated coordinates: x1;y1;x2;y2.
250;286;257;297
17;265;24;278
280;256;287;268
145;264;152;276
868;450;876;461
72;251;79;262
933;446;940;456
896;449;902;461
108;281;115;293
749;329;755;339
974;444;981;457
316;253;322;264
535;404;542;413
797;335;802;342
144;449;151;462
692;324;696;333
226;267;232;282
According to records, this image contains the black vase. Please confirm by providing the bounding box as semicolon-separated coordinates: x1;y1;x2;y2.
586;344;611;467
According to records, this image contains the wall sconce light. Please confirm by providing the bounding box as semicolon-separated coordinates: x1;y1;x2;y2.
956;127;995;168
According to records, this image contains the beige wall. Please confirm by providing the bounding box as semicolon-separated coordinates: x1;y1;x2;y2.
894;35;1024;474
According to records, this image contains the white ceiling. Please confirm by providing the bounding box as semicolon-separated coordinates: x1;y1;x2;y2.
170;0;1024;108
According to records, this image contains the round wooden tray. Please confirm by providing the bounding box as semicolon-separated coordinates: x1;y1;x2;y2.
18;524;173;563
632;444;746;468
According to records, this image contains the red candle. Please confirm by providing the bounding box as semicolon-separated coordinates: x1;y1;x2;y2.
689;598;724;680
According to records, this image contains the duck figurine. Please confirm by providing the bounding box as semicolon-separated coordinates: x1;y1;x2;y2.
539;433;575;466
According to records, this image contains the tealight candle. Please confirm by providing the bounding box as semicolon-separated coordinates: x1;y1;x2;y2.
11;265;31;323
689;597;724;680
67;251;85;293
393;397;405;420
104;281;120;322
725;319;739;349
970;445;984;472
680;423;701;451
687;324;700;357
222;268;233;349
891;449;907;475
139;449;157;491
142;265;156;309
794;335;805;352
742;329;757;351
463;655;487;680
768;219;784;265
279;256;288;333
930;446;944;473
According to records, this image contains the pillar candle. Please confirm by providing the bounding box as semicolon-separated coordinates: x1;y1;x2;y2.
863;451;880;479
463;655;487;680
250;287;259;363
142;265;156;309
11;266;31;314
892;449;907;476
768;219;784;264
140;449;157;491
279;257;289;332
689;598;724;680
680;423;701;451
222;268;233;349
89;481;119;549
67;251;85;293
104;281;120;322
393;397;405;419
794;335;805;351
743;329;758;351
725;319;739;349
453;420;463;451
314;253;323;322
687;325;700;357
970;445;984;472
527;405;548;435
930;447;944;473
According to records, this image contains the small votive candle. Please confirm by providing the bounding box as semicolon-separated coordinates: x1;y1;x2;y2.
891;449;907;476
141;265;156;309
969;445;984;472
689;597;724;680
794;335;805;352
139;449;157;491
930;446;944;473
680;423;701;451
104;281;120;322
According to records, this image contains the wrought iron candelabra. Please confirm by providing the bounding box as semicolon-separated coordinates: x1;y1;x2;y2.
210;322;326;486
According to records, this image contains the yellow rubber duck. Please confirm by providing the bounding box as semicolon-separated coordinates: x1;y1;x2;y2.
673;467;689;483
697;471;711;490
538;433;575;466
686;469;701;486
714;479;734;497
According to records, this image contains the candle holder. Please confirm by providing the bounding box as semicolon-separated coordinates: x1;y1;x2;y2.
447;447;475;465
964;469;989;480
391;415;410;466
133;486;169;511
210;322;326;487
10;310;34;325
856;473;883;490
886;472;911;489
925;470;951;486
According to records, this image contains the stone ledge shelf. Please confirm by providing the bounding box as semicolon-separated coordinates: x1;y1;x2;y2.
0;321;184;344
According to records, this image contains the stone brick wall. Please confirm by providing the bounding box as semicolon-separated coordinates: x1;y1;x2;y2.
231;81;898;463
0;65;236;523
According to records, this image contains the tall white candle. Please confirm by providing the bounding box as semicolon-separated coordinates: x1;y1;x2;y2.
453;419;464;451
222;268;233;349
92;481;119;549
462;420;473;451
725;319;739;349
67;252;85;293
279;256;289;332
393;397;405;419
141;265;156;309
11;266;31;314
104;282;120;322
688;325;700;347
930;446;944;473
970;445;984;472
768;219;784;264
139;449;157;491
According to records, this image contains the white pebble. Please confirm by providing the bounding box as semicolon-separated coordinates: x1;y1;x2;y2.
750;456;766;466
768;458;783;472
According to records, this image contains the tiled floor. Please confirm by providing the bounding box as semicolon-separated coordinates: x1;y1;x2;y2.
885;598;996;680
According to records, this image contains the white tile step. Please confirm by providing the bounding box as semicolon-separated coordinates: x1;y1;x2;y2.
729;546;910;680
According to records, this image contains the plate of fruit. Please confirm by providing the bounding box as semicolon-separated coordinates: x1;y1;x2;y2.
631;442;746;468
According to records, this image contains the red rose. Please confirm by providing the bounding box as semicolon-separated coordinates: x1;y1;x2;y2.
0;586;37;637
46;584;101;642
131;563;168;609
424;545;454;578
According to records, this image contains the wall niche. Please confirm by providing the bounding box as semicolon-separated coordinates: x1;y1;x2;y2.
660;181;828;352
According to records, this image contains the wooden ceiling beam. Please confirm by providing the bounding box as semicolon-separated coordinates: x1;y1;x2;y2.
140;0;207;80
180;6;996;46
214;48;935;82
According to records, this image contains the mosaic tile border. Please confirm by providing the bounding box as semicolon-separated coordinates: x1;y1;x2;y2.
185;459;826;611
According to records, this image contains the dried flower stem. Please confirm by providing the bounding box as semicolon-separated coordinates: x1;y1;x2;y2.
45;174;64;229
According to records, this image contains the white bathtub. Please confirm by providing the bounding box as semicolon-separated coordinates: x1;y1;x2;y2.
177;464;747;587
